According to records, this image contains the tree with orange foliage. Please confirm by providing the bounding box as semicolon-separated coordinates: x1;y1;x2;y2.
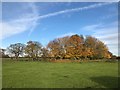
47;34;112;60
65;34;84;59
47;39;60;59
84;36;111;59
25;41;42;60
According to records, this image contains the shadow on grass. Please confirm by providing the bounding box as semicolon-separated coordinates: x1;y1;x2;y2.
90;76;119;88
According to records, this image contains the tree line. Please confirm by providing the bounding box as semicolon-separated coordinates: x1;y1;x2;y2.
0;34;114;60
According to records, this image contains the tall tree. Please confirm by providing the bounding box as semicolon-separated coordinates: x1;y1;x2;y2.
95;40;111;59
65;34;84;59
84;36;97;59
57;36;70;59
47;36;70;59
47;39;60;59
84;36;111;59
25;41;42;60
7;43;25;59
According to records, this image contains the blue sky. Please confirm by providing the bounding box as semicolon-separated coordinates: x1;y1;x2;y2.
1;2;118;56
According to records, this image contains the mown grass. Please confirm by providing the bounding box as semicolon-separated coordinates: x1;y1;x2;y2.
2;58;118;88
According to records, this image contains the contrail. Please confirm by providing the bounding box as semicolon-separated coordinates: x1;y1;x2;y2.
26;2;114;36
14;2;114;22
36;2;113;20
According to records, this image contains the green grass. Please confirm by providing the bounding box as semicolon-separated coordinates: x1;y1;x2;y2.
2;58;118;88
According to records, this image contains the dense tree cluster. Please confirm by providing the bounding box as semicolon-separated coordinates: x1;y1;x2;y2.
1;34;113;60
47;34;112;60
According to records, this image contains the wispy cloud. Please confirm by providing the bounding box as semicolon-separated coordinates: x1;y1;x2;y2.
1;2;114;40
1;3;39;40
27;3;39;36
83;22;118;56
9;2;114;23
82;23;103;31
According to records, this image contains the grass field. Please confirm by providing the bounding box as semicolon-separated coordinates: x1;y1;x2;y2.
2;58;118;88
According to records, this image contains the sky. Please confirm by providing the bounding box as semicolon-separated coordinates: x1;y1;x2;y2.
1;2;118;56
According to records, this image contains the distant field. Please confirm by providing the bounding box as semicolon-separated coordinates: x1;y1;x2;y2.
2;58;118;88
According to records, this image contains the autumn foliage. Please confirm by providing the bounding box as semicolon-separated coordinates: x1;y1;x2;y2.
47;34;112;60
4;34;112;60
